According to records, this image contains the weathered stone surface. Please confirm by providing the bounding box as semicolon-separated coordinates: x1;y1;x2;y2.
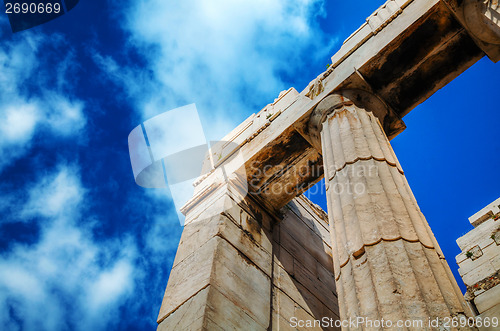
289;196;332;247
171;214;221;268
157;189;339;330
457;218;500;251
475;283;500;313
183;0;495;214
458;241;500;285
159;284;268;331
467;197;500;227
279;227;321;274
444;0;500;62
204;284;267;330
270;196;340;330
456;198;500;321
273;262;339;322
462;263;497;287
157;287;209;331
280;211;333;272
311;90;472;327
158;233;271;329
272;287;340;331
158;236;217;322
272;310;296;331
477;306;500;331
211;237;271;327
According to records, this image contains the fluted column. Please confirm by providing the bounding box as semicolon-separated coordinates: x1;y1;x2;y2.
308;90;472;329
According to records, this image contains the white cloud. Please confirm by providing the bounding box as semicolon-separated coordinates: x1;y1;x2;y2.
86;260;134;311
1;103;39;143
98;0;336;141
44;94;86;136
22;165;84;219
0;264;45;301
0;33;87;171
93;0;337;225
0;165;138;331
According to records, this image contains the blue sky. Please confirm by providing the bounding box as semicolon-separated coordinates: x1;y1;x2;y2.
0;1;499;330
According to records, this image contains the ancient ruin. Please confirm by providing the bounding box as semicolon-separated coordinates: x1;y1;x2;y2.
156;0;500;329
457;197;500;323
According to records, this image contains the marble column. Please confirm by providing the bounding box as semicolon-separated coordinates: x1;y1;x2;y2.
308;89;472;329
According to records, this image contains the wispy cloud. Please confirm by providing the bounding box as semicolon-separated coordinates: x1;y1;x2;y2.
96;0;336;141
21;165;84;219
91;0;337;228
0;33;86;171
0;165;137;331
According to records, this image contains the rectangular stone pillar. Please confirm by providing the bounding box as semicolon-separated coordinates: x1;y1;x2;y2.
157;182;273;330
156;181;340;330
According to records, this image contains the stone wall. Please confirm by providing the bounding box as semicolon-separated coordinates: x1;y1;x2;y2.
456;197;500;328
156;189;339;330
272;195;339;330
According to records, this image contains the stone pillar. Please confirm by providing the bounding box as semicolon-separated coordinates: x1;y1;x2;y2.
308;90;472;328
156;174;341;330
156;180;275;330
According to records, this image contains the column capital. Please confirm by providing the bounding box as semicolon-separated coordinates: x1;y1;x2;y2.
463;0;500;45
442;0;500;61
307;89;405;151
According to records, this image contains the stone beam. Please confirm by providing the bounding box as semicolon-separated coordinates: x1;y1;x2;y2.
189;0;500;213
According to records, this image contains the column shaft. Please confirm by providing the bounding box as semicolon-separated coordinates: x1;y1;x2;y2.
311;90;471;329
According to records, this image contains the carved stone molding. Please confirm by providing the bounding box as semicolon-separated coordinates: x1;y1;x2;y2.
307;89;405;152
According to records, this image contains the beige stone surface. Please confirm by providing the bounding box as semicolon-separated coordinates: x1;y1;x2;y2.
204;285;267;331
467;197;500;227
272;287;339;331
159;284;268;331
457;218;500;251
475;283;500;314
456;198;500;313
157;287;209;331
279;227;321;274
210;237;271;327
290;196;332;247
271;196;340;329
157;190;339;330
458;241;500;286
312;90;471;327
461;263;496;287
158;233;271;329
279;211;333;272
158;236;217;322
157;182;277;325
171;214;221;268
477;305;500;331
272;310;296;331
